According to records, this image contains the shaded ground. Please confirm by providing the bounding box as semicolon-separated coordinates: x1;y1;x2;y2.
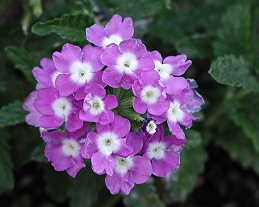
171;144;259;207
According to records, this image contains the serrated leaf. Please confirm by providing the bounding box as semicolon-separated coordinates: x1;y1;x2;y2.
5;46;38;84
32;14;91;43
213;3;251;57
0;130;14;194
123;178;165;207
162;130;207;203
0;100;27;128
226;93;259;153
209;55;259;92
67;167;104;207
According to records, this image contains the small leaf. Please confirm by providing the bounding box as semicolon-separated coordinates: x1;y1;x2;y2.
5;46;38;84
123;178;165;207
32;14;92;43
0;100;27;128
162;130;207;203
209;55;259;92
0;130;14;194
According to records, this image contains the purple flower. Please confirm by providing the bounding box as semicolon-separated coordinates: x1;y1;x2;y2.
33;87;83;132
104;131;152;195
42;124;91;178
86;14;134;48
32;58;61;89
22;91;41;127
148;89;198;139
81;115;133;176
147;51;190;95
142;124;186;177
79;84;118;125
132;70;169;116
101;38;154;89
53;43;104;97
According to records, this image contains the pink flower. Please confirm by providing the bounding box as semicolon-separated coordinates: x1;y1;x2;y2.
53;43;104;98
147;51;190;95
86;14;134;48
32;58;60;90
79;84;118;125
81;115;133;176
42;124;91;178
105;131;152;195
148;87;198;139
142;124;186;177
22;91;41;127
132;70;169;116
101;38;154;89
33;87;83;132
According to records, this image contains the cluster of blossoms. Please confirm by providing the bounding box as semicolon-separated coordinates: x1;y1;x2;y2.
23;14;204;195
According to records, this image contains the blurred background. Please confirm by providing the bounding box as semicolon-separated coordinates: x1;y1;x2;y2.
1;0;259;206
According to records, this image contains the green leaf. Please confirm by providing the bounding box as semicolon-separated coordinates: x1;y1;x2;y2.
209;55;259;92
0;100;27;128
228;93;259;152
213;3;251;57
162;130;207;203
67;167;104;207
5;46;38;85
123;178;165;207
32;14;92;43
0;130;14;194
11;125;42;168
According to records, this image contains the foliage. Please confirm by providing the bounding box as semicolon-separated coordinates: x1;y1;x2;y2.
0;0;259;206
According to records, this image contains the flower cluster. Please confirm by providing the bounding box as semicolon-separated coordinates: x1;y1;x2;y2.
23;14;204;195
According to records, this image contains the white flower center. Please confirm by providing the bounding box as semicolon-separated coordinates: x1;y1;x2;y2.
88;96;105;115
154;61;172;81
52;97;72;118
116;52;138;74
51;71;62;86
146;120;157;134
70;61;93;84
141;85;161;104
102;34;123;47
147;142;166;160
62;139;81;157
97;131;120;156
167;101;184;123
114;156;133;175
